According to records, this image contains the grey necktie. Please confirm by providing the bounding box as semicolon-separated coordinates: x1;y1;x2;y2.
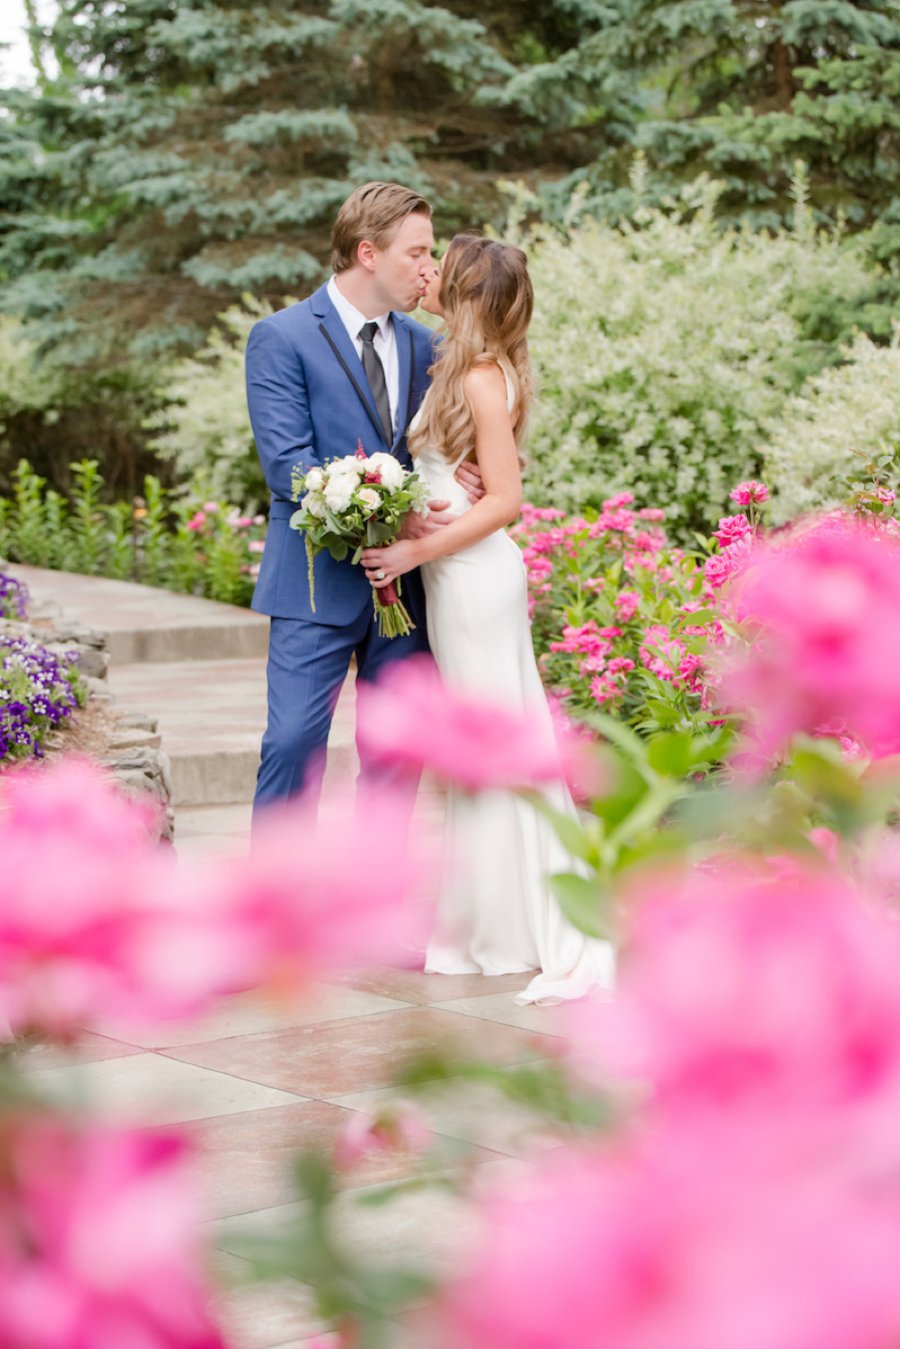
358;320;393;445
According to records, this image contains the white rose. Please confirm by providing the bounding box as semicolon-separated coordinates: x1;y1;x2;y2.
304;467;324;492
305;496;327;518
357;487;381;513
366;453;405;490
324;474;355;512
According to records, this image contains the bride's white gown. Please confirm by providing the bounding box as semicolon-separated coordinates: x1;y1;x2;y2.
414;378;615;1004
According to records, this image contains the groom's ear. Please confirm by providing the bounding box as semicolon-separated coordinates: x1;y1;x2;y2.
357;238;377;272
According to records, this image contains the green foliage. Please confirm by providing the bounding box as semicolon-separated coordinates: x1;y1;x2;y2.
0;461;265;607
146;299;273;506
764;331;900;523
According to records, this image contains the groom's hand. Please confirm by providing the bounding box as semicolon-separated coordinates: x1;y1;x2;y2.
455;461;485;505
401;500;456;538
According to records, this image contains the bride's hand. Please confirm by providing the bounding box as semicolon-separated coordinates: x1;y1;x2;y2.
362;539;421;588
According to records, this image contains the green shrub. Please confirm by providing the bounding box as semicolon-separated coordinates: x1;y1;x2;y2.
0;461;265;607
763;333;900;524
519;180;881;537
146;298;275;508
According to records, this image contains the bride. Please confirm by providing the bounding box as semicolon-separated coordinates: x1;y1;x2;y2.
361;234;613;1004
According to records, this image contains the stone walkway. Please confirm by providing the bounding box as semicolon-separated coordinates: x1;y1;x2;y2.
11;566;563;1347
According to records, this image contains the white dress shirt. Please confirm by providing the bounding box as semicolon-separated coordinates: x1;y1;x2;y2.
327;275;399;437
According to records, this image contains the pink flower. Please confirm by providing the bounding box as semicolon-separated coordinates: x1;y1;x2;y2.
567;857;900;1122
247;539;265;554
703;533;753;591
713;513;751;547
520;503;566;523
719;517;900;759
876;487;895;505
333;1101;431;1170
202;501;219;513
0;1114;225;1348
0;760;425;1038
638;508;666;522
729;480;769;507
438;1121;900;1349
357;657;569;792
186;512;206;532
215;791;429;980
639;625;686;683
602;492;635;510
613;591;640;622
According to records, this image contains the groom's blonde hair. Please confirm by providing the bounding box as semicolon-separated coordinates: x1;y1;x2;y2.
331;182;431;273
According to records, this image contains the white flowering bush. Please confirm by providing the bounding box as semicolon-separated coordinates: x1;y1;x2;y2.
763;333;900;524
521;182;879;536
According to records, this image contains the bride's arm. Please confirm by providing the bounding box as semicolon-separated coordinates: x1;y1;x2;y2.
362;364;520;582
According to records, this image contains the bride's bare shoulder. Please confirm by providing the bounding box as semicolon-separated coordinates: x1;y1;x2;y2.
462;362;508;405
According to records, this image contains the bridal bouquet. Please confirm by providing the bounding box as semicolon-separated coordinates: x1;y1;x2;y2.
290;442;429;638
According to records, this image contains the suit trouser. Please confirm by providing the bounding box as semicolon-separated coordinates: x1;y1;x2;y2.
252;600;431;825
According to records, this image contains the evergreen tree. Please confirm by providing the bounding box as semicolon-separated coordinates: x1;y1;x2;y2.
0;0;618;362
557;0;900;242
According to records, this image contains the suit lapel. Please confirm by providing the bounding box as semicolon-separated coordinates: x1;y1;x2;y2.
312;285;389;450
392;317;415;449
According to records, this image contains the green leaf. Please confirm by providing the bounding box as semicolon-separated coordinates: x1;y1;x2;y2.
528;794;599;864
647;730;695;778
548;872;609;939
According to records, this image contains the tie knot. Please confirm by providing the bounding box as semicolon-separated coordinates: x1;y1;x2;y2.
359;321;379;344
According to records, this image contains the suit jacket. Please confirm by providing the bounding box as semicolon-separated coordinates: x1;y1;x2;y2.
246;281;437;622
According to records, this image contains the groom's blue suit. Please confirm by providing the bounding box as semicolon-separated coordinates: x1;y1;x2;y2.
246;281;436;810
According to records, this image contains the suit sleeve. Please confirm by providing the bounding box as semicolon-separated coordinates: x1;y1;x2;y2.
245;318;320;502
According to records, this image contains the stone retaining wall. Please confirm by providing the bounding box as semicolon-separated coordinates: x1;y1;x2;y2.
2;601;174;842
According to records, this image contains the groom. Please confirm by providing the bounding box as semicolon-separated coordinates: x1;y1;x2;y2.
246;182;466;816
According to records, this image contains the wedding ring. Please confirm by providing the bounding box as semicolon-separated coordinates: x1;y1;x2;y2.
376;570;386;580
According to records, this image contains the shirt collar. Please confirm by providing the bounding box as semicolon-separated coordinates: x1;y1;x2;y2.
327;275;392;341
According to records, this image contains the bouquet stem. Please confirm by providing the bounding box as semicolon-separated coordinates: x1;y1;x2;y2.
372;579;415;639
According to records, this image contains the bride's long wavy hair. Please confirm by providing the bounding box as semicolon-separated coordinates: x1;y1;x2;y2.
408;234;534;466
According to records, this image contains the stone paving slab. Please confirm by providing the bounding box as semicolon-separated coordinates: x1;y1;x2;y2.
8;564;269;663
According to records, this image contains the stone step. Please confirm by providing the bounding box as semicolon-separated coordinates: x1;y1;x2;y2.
108;656;359;807
7;565;269;664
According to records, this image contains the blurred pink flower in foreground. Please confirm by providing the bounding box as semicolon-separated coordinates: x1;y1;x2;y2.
438;1123;900;1349
566;857;900;1122
357;656;590;793
216;791;429;981
0;1114;225;1348
719;516;900;760
439;852;900;1349
0;760;422;1038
